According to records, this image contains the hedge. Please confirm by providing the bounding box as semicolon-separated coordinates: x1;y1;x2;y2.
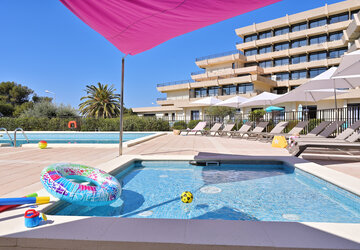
0;116;170;131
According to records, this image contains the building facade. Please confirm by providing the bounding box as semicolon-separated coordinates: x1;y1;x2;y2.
133;0;360;122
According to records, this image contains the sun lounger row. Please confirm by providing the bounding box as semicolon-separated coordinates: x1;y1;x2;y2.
181;120;360;157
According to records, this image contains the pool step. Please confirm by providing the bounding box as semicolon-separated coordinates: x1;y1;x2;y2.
189;160;220;166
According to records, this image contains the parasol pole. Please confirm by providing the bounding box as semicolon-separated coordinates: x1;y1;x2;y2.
119;55;127;156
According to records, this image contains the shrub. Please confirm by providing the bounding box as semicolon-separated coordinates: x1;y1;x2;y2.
249;109;266;122
187;120;201;129
20;102;78;118
172;121;187;130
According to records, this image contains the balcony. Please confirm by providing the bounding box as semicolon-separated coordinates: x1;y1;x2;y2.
191;66;264;81
157;79;194;92
236;21;350;51
344;11;360;43
195;50;246;68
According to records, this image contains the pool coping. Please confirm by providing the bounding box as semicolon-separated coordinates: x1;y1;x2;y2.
0;155;359;249
20;132;168;148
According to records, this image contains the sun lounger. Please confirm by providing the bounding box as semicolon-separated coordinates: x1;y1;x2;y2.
256;121;289;141
216;123;235;136
295;120;360;142
202;123;222;136
229;121;254;138
291;130;360;157
259;121;309;141
241;121;269;139
181;121;207;135
303;121;331;137
294;121;345;141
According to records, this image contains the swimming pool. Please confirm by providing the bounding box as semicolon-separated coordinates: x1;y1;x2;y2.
47;160;360;223
0;132;154;146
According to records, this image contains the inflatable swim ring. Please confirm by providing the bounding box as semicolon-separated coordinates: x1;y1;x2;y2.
40;163;121;206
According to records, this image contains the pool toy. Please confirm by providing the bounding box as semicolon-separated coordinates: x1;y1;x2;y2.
181;191;193;203
0;193;38;213
41;163;121;206
38;140;47;149
0;196;50;206
24;209;47;228
68;120;77;129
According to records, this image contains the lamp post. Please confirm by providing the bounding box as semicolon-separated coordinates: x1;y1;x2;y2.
45;90;56;103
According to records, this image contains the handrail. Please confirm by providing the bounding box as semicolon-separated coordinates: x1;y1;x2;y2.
157;79;194;88
0;127;14;146
14;128;29;147
195;50;242;62
191;70;206;76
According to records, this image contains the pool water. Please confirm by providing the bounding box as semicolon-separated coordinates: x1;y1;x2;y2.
47;161;360;223
0;132;154;146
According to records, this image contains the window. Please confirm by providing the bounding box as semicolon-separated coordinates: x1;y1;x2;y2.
309;51;327;61
329;48;347;58
329;13;349;24
259;45;272;54
291;22;307;32
274;26;290;36
309;35;327;45
309;67;327;78
273;87;288;94
238;83;253;94
259;60;272;68
351;9;360;19
291;70;307;80
274;42;289;51
259;30;272;39
244;48;257;56
329;31;343;41
275;72;290;81
191;110;200;120
244;62;257;67
291;38;307;48
274;57;289;66
195;88;207;98
309;18;327;28
291;54;307;64
261;74;271;79
222;85;237;95
208;87;219;96
244;34;257;42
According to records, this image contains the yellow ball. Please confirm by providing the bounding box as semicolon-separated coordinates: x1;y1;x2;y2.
38;141;47;149
181;191;193;203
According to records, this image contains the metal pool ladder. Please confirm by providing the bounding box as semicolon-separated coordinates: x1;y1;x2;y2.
14;128;29;147
0;127;14;146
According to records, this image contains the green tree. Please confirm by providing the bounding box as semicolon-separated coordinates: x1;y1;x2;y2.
32;94;53;103
205;106;236;119
79;83;120;118
20;101;77;118
0;81;33;105
0;102;15;117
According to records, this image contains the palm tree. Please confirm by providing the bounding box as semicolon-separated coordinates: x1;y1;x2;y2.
79;83;120;118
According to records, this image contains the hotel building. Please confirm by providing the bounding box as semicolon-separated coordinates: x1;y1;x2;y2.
133;0;360;122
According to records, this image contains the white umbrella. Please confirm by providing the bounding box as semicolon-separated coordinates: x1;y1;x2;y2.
332;50;360;85
191;97;222;106
214;96;248;108
239;92;281;108
273;88;349;105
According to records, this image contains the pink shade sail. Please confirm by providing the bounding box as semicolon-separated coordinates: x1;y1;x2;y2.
60;0;281;55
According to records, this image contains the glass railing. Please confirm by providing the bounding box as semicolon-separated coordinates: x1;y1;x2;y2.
157;97;167;101
191;70;206;76
195;50;242;62
157;79;194;87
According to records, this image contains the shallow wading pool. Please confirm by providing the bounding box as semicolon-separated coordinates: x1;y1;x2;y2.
47;160;360;223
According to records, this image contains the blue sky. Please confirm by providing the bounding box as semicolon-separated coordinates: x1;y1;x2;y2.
0;0;343;109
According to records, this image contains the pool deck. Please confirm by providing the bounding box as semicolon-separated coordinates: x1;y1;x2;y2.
0;133;360;249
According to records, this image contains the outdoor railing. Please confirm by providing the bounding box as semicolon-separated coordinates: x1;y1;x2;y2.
156;97;167;101
191;70;206;76
195;50;243;62
157;79;194;88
